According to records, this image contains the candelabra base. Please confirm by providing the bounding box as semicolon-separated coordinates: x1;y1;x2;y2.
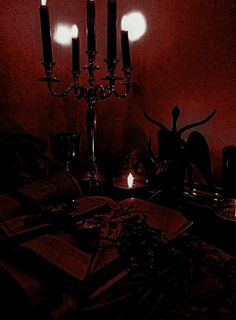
78;169;107;194
79;171;107;182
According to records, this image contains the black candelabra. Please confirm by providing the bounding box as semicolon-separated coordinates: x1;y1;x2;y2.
39;0;132;188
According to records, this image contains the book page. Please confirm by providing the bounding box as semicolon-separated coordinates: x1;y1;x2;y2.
118;198;193;241
0;214;52;241
18;234;91;282
0;194;24;221
18;233;121;284
16;171;82;204
69;196;112;220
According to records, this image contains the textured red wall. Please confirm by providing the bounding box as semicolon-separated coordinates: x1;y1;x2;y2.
0;0;235;185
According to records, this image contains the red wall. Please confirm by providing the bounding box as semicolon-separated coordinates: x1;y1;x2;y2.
0;0;235;185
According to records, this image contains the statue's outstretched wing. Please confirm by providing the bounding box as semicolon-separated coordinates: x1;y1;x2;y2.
184;131;213;187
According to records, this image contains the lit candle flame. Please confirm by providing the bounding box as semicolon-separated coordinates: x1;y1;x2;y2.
41;0;47;5
72;25;78;38
127;172;134;188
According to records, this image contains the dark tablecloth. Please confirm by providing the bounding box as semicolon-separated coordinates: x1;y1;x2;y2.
82;233;236;320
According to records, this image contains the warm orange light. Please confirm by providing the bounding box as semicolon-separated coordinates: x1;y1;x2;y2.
41;0;47;5
127;172;134;188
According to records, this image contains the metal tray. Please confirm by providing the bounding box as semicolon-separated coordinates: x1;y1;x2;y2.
214;198;236;222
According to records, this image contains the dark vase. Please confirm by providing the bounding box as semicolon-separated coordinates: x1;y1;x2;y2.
222;145;236;198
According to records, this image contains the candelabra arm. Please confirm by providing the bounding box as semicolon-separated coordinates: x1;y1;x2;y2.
47;79;75;98
113;83;130;99
102;61;132;100
113;68;131;99
94;84;113;100
40;63;86;99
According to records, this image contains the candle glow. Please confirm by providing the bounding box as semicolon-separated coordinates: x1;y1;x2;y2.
72;25;78;38
121;11;146;42
127;173;134;189
54;24;79;46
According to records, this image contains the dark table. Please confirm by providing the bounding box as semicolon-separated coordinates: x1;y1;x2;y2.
1;186;236;320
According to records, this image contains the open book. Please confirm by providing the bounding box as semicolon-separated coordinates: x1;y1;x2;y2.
0;171;110;243
0;194;192;243
0;171;83;222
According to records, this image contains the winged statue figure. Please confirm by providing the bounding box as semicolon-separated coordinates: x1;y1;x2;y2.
144;105;216;195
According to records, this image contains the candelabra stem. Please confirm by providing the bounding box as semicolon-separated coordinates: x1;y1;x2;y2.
79;87;106;188
87;99;97;180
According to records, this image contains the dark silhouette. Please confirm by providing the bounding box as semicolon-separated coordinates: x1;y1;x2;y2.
144;106;216;200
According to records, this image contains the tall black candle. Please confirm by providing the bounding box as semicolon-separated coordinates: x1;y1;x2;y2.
107;0;117;60
39;3;53;64
72;26;80;73
87;0;96;52
121;30;131;69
